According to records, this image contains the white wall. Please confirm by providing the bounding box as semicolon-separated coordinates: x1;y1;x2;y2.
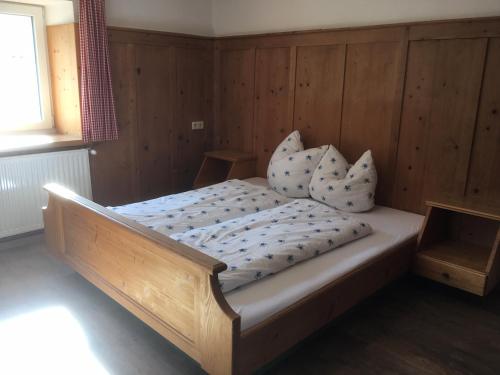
104;0;213;36
19;0;500;36
212;0;500;36
45;0;74;25
11;0;75;25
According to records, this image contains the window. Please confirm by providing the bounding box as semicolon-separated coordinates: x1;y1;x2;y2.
0;2;52;132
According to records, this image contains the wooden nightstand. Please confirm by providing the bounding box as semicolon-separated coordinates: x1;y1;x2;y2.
193;150;257;189
413;201;500;296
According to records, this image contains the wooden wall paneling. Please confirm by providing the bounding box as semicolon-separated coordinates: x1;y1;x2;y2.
135;44;174;200
394;39;488;212
172;47;214;192
217;26;406;50
392;41;439;213
293;44;346;148
420;38;487;205
213;45;221;152
287;47;298;141
254;47;295;176
465;38;500;210
409;18;500;41
91;28;214;204
216;48;256;152
108;27;213;49
91;42;139;206
46;23;82;136
339;41;403;205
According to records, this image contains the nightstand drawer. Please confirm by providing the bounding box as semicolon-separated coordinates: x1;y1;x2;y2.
413;253;486;295
414;201;500;296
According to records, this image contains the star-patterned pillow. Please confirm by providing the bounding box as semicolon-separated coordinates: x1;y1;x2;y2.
269;130;303;163
267;131;328;198
309;148;377;212
308;145;349;188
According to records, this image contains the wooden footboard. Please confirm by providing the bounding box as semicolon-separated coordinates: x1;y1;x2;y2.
43;184;416;375
43;184;240;375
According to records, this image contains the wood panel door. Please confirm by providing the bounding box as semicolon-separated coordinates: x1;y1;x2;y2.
340;42;403;205
172;47;214;192
136;44;174;200
254;47;295;176
391;40;438;213
90;42;139;206
421;39;487;207
217;48;256;152
293;44;346;148
465;38;500;211
393;38;487;213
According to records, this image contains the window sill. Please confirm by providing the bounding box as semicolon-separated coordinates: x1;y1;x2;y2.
0;133;85;157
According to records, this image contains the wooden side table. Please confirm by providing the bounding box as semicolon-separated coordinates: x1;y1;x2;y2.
413;201;500;296
193;150;257;189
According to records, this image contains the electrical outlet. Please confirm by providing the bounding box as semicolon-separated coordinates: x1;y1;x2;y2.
191;121;204;130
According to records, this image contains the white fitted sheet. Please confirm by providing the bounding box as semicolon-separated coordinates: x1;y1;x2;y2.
226;178;424;330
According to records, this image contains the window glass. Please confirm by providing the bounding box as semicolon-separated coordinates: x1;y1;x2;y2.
0;13;42;130
0;2;52;132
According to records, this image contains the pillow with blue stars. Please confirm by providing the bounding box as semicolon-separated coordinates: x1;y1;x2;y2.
309;147;377;212
267;131;328;197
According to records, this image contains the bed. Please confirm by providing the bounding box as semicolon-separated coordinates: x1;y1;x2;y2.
43;177;423;374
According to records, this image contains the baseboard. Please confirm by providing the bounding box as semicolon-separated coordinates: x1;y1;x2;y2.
0;230;44;251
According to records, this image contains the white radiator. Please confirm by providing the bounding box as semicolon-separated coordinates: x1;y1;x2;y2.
0;149;92;238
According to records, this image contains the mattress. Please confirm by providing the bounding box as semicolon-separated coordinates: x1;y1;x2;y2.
227;178;424;330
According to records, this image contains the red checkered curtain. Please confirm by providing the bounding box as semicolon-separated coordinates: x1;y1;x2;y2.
79;0;118;143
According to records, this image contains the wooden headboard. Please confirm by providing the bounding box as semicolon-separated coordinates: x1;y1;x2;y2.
213;17;500;215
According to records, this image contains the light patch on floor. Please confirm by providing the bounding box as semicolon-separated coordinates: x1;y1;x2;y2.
0;306;109;375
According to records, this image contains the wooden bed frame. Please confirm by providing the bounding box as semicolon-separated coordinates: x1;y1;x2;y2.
43;183;416;374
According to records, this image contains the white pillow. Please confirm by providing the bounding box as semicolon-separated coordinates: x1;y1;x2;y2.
309;145;349;188
267;131;327;198
269;130;303;163
309;147;377;212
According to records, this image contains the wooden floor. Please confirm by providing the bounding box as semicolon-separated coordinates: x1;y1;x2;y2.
1;235;500;374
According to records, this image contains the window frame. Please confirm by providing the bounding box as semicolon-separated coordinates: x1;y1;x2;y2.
0;1;53;132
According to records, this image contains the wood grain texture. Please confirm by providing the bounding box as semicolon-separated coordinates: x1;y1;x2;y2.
42;185;239;374
339;42;403;205
91;43;139;206
413;253;487;295
108;27;213;49
135;45;173;200
393;39;488;212
5;237;500;375
172;47;214;192
43;184;415;375
90;30;214;206
239;239;415;373
415;202;500;296
254;47;295;176
293;44;346;148
214;18;500;215
93;18;500;214
465;38;500;210
392;41;438;213
217;49;256;152
409;18;500;41
420;39;487;205
46;23;82;136
216;26;406;50
199;275;241;375
193;150;256;188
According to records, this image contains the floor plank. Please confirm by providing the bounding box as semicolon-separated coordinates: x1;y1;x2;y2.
1;235;499;374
